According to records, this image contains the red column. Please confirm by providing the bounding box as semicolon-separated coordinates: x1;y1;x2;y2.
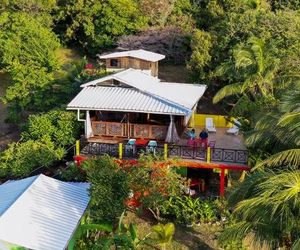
220;168;225;197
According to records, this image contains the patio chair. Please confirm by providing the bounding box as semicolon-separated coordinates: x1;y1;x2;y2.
146;140;158;154
205;118;217;133
125;139;136;155
227;120;241;135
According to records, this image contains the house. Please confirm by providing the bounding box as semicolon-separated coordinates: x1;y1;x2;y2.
67;67;207;143
0;175;90;250
97;49;165;77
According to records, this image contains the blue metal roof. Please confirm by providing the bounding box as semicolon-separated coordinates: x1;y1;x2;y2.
0;174;90;250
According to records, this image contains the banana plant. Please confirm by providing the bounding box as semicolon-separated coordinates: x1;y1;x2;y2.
152;223;175;250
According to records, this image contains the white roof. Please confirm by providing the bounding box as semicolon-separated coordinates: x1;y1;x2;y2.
99;49;165;62
79;69;207;110
67;86;190;115
0;175;90;250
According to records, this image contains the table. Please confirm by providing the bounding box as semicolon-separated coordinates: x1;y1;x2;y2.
135;139;149;146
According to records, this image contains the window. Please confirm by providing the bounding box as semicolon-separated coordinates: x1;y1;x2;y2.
110;59;119;67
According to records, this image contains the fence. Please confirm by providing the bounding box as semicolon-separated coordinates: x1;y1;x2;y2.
79;140;248;165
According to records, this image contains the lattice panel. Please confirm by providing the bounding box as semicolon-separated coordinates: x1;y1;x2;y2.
134;125;150;138
151;126;168;140
92;123;106;135
107;123;123;136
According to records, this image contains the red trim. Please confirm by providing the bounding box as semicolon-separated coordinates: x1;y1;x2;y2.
220;169;225;196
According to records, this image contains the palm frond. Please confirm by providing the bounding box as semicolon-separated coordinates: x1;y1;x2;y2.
213;83;242;103
255;149;300;169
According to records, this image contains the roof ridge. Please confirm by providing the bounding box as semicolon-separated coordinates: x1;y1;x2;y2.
0;175;40;217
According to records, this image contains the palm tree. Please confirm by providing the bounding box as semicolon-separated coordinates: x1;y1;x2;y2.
220;169;300;249
213;37;280;104
246;86;300;169
219;86;300;248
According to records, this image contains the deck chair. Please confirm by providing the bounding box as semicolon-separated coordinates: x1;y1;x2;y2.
205;118;217;133
125;139;136;155
227;120;241;135
146;140;158;154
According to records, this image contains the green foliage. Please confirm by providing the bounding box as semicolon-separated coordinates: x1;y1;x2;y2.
58;162;86;182
152;222;175;250
55;0;147;53
21;110;81;147
221;169;300;248
0;138;65;178
161;196;218;225
0;11;61;113
188;29;212;79
84;156;130;224
126;155;187;220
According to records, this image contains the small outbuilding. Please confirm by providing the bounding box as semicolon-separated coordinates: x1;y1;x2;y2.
98;49;165;77
0;174;90;250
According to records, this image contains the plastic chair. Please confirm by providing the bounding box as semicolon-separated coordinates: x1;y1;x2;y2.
146;140;158;153
206;118;217;133
227;120;241;135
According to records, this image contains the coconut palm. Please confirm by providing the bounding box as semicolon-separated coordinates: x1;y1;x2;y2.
246;86;300;169
219;86;300;248
220;169;300;249
213;37;280;104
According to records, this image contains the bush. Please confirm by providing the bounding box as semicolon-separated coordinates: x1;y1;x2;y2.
0;138;65;178
21;110;81;147
126;155;187;220
161;196;218;225
84;156;130;224
58;162;86;182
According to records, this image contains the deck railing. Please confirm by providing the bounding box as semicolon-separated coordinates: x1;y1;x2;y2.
91;121;168;140
80;141;248;165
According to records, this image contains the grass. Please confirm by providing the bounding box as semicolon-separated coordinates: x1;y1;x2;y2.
123;211;220;249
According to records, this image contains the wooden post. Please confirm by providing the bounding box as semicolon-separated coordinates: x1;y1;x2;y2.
76;140;80;155
164;143;168;161
220;168;225;197
119;143;123;160
206;146;211;163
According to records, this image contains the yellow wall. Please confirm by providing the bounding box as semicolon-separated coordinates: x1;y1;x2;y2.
189;113;235;128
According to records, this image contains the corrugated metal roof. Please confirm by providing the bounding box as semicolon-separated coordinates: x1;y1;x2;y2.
67;86;190;115
0;174;90;250
99;49;165;62
80;69;207;110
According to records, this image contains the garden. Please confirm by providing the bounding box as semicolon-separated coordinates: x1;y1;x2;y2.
56;154;243;250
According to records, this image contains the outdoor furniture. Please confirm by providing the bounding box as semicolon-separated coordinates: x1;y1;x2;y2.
146;140;158;154
135;139;149;146
125;139;136;155
187;138;196;147
227;120;241;135
195;138;208;148
206;118;217;133
208;140;216;149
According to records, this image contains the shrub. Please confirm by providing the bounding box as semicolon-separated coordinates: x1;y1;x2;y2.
0;138;65;178
21;110;81;147
161;196;218;225
126;155;187;220
84;156;130;224
58;162;86;182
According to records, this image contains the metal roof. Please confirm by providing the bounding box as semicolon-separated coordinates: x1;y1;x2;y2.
67;86;190;115
79;69;207;110
99;49;165;62
0;174;90;250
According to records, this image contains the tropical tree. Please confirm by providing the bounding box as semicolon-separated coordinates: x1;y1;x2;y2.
220;169;300;249
213;37;280;104
246;85;300;169
219;86;300;248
